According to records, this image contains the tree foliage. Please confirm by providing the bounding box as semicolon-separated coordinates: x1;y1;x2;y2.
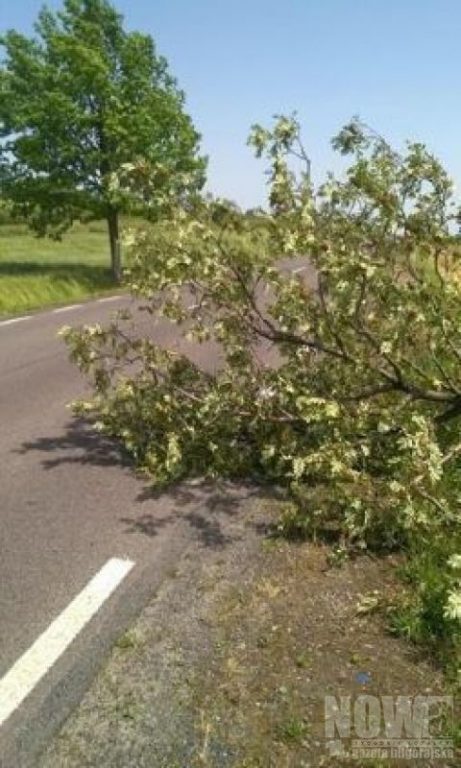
0;0;205;278
64;115;461;558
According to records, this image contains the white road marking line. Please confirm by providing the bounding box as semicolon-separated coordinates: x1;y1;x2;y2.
0;316;31;328
0;557;135;727
97;295;121;303
291;266;307;275
52;304;83;314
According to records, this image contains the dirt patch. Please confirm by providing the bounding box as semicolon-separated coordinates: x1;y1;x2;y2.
40;499;458;768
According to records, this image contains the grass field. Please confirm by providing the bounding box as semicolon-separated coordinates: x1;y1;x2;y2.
0;221;118;316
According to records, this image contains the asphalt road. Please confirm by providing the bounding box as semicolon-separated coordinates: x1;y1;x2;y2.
0;260;312;766
0;294;225;767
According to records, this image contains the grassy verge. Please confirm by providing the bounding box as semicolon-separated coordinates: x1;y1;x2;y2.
0;221;117;316
389;533;461;680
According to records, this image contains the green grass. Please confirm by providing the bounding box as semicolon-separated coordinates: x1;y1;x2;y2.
389;533;461;677
0;221;117;316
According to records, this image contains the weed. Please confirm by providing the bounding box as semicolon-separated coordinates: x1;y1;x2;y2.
275;716;308;745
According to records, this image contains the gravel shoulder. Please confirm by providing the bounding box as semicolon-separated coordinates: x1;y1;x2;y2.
39;494;458;768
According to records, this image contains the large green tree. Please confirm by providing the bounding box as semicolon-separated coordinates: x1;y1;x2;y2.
0;0;205;279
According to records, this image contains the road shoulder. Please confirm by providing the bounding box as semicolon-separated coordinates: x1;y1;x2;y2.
40;497;456;768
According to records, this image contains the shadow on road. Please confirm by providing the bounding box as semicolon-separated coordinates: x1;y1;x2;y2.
17;417;130;470
17;418;267;549
122;481;261;549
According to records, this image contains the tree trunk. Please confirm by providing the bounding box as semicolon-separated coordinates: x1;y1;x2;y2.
107;208;121;282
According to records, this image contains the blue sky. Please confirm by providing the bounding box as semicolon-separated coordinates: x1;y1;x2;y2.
2;0;461;207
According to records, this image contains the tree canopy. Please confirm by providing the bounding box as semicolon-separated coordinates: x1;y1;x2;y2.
0;0;206;278
63;115;461;642
64;115;461;544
